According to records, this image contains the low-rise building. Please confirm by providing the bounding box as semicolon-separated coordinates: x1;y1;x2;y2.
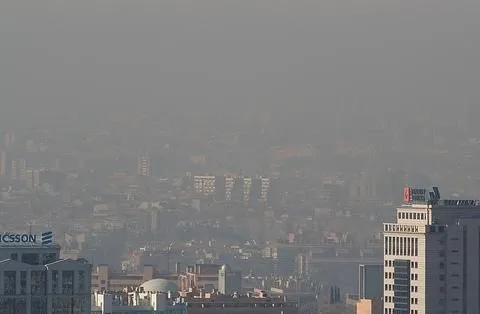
184;292;317;314
356;298;382;314
91;290;187;314
179;264;221;291
92;264;156;291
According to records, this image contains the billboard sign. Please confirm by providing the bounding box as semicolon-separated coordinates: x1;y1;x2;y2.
0;231;53;245
403;187;411;203
410;188;427;202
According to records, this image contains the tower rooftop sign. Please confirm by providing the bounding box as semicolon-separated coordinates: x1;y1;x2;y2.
403;186;480;208
403;186;429;203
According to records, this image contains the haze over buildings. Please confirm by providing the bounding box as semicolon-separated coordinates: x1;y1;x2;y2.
0;0;480;313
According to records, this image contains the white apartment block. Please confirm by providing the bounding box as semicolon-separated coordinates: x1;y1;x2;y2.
192;175;270;203
384;186;480;314
260;177;271;202
137;155;151;177
193;175;216;196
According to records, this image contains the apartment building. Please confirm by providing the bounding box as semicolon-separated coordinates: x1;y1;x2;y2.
178;264;221;291
192;175;271;203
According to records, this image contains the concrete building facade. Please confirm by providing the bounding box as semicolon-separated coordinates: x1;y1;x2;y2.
358;264;383;300
356;298;382;314
384;186;480;314
218;264;242;295
91;264;155;292
0;243;92;314
179;264;221;291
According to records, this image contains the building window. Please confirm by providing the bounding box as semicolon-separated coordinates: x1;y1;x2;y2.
31;271;47;295
440;275;445;281
62;270;74;294
43;253;57;264
396;237;400;255
52;270;59;294
78;270;86;293
21;253;40;265
389;237;393;256
20;271;27;295
4;271;16;295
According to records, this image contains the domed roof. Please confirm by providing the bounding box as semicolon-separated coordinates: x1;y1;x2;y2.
140;279;178;293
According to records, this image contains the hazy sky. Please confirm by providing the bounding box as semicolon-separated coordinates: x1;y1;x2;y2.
1;0;479;126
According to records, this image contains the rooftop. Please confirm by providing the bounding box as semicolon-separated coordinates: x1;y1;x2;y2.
403;186;480;208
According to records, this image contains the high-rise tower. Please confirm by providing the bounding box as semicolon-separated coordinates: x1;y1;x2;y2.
137;154;151;177
384;186;480;314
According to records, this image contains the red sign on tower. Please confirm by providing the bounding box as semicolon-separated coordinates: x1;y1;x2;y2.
403;186;411;203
